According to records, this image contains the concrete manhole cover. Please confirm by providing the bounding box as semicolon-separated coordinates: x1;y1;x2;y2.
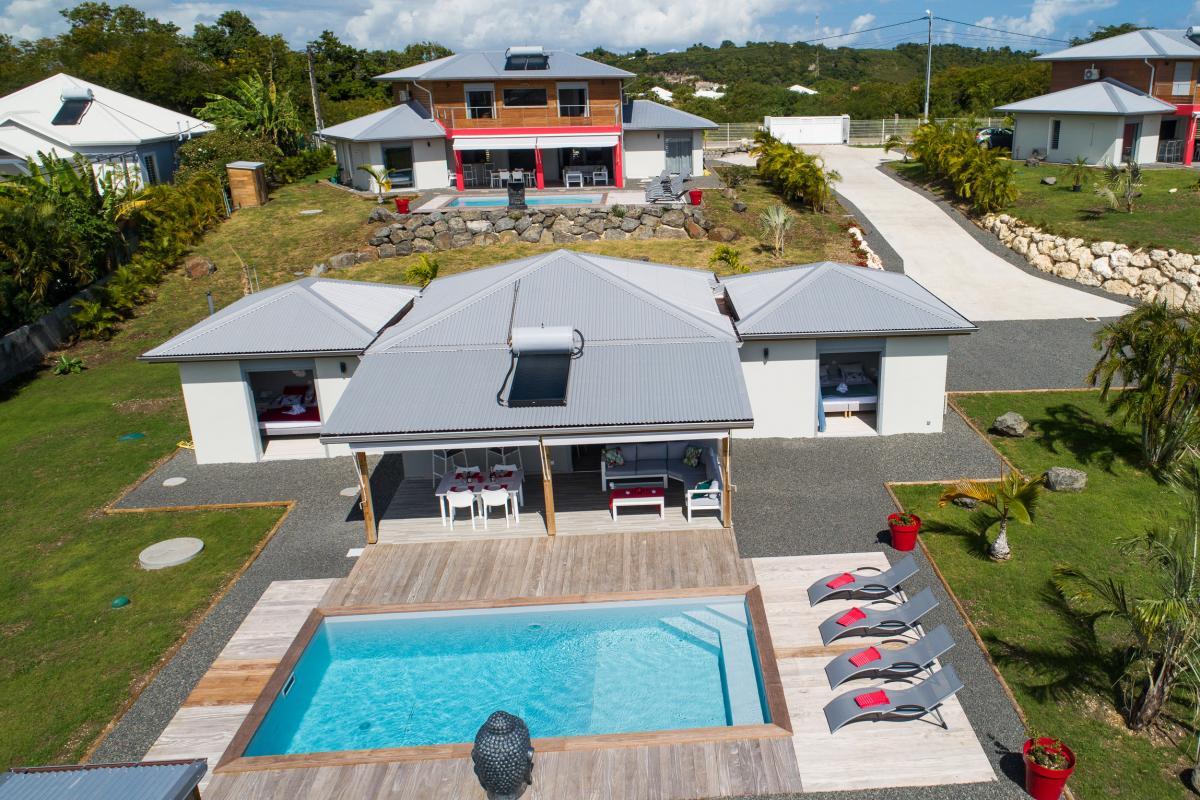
163;477;188;487
340;486;360;497
140;537;204;570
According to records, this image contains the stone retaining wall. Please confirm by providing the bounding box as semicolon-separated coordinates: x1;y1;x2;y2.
0;285;97;385
981;213;1200;309
356;204;737;260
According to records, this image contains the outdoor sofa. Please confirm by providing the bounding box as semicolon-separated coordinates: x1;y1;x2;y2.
600;441;723;521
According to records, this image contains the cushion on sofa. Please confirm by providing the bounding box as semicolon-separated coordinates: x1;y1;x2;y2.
639;443;667;461
666;441;688;460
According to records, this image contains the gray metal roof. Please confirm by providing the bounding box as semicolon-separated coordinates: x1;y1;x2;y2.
319;101;444;142
723;262;976;338
1036;28;1200;61
0;760;206;800
376;51;634;82
622;100;718;131
141;278;419;362
323;250;750;440
995;78;1177;116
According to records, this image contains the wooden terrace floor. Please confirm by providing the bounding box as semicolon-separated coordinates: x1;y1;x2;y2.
376;472;724;544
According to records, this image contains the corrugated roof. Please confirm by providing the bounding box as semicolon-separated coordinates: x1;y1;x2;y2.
376;51;634;81
324;250;750;439
622;100;718;130
141;278;418;361
0;74;212;148
0;760;205;800
321;343;752;439
995;78;1177;116
319;101;444;142
723;262;976;338
1035;28;1200;61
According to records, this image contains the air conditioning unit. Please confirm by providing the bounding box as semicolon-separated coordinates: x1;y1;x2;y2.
1083;68;1101;81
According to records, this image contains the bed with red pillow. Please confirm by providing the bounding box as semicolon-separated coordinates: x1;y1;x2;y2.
257;384;322;435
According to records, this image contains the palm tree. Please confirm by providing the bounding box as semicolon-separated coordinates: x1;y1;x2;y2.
195;72;304;154
356;164;391;203
1090;303;1200;473
1053;460;1200;730
883;134;910;162
1095;161;1144;213
1064;156;1092;192
938;468;1045;561
758;204;793;258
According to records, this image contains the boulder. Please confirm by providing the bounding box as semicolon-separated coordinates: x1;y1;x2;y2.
1130;251;1151;269
394;241;413;256
1092;241;1116;256
991;411;1029;437
1101;279;1133;297
684;218;705;239
641;215;661;229
433;231;454;250
411;237;435;253
1091;256;1113;279
367;206;391;222
1075;270;1102;287
369;225;392;245
1040;176;1057;185
473;232;500;246
389;228;414;243
466;219;493;234
447;216;466;233
514;217;532;234
952;496;979;510
1139;268;1167;287
413;225;435;239
494;216;516;233
1158;282;1188;308
708;226;739;242
661;209;686;227
183;255;215;279
377;243;397;259
731;201;748;213
1029;253;1054;272
655;225;689;240
309;263;327;277
641;205;663;218
1071;248;1094;271
1050;246;1070;263
328;252;358;270
630;225;656;240
1109;249;1132;269
1171;252;1195;272
1055;261;1079;280
620;217;641;233
1044;467;1087;492
497;230;519;244
1185;286;1200;313
451;232;474;248
602;228;629;240
1115;266;1142;285
583;218;606;234
539;228;554;244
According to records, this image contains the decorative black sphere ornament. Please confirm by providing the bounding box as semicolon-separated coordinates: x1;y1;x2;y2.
471;710;534;800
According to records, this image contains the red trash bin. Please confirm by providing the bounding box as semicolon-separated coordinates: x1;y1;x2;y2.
688;189;703;206
394;197;411;214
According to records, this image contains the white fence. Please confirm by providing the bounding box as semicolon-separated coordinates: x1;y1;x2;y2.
703;117;1008;149
703;122;761;151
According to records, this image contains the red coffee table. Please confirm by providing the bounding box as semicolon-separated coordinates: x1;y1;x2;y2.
609;486;665;520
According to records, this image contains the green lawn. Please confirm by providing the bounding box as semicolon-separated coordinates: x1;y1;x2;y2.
890;159;1200;253
893;391;1192;799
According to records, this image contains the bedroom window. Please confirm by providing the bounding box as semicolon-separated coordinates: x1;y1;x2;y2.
247;368;322;443
503;88;548;107
1050;119;1062;150
817;351;881;436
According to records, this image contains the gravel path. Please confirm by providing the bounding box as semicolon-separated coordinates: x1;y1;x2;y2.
950;318;1107;391
90;451;403;763
732;417;1026;799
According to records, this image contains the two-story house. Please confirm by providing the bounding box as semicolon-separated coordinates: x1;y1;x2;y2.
995;27;1199;166
320;46;717;194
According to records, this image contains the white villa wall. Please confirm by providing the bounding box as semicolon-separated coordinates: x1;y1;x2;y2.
622;130;705;179
400;446;573;479
735;339;819;439
179;360;261;464
313;357;356;458
876;336;950;435
1135;114;1162;165
1011;113;1133;164
336;139;449;191
692;130;705;176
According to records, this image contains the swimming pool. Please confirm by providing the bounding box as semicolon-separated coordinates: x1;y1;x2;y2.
444;194;603;208
240;596;770;758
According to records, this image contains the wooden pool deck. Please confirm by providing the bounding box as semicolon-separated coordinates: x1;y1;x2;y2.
147;532;995;798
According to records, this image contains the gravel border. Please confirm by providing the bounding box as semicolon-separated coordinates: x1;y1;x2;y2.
949;318;1108;391
875;164;1134;307
834;189;904;273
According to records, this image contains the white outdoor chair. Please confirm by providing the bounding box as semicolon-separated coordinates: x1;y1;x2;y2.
491;463;523;506
446;488;478;530
685;479;722;522
480;487;511;529
489;170;505;188
592;168;609;186
511;168;525;184
564;170;584;188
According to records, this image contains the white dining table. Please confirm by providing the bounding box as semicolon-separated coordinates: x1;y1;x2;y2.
435;468;525;526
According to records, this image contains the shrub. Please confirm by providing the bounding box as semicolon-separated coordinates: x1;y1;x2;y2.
271;147;334;184
749;132;841;212
758;204;794;258
404;254;440;287
175;129;281;188
51;355;84;375
71;298;123;340
908;120;1018;214
714;164;754;190
709;244;746;273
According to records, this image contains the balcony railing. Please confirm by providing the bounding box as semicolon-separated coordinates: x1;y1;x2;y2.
436;103;621;130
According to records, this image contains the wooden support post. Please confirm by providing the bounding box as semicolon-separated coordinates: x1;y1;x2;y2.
539;438;556;536
720;434;733;529
354;451;377;545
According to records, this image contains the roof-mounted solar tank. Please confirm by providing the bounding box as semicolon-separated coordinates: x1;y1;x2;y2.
504;45;549;70
52;86;94;125
502;325;582;407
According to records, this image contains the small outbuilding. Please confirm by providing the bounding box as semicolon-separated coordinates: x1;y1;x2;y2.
995;78;1177;165
319;101;449;193
141;278;418;464
723;263;976;438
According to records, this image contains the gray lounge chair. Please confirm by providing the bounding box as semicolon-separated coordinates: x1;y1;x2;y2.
823;665;964;733
643;170;685;203
818;587;938;646
807;555;918;606
824;625;955;689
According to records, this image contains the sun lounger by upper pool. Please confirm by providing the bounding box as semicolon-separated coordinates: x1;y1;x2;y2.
823;664;964;733
807;555;918;606
818;587;938;646
824;625;955;688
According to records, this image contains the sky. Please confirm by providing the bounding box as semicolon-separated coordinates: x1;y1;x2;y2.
0;0;1196;52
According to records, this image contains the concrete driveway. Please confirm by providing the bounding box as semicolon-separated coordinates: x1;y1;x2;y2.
794;146;1131;321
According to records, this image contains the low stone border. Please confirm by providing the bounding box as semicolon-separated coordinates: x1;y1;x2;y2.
848;226;883;270
981;213;1200;309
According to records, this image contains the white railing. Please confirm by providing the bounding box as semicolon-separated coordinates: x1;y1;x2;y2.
704;122;761;151
704;117;1009;148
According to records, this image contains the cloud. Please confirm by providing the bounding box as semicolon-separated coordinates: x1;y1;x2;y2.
974;0;1116;38
0;0;62;39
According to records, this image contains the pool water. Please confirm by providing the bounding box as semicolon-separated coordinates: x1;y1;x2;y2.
445;194;602;208
243;596;767;756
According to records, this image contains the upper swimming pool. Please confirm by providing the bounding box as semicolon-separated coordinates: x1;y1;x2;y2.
444;194;603;208
241;596;769;757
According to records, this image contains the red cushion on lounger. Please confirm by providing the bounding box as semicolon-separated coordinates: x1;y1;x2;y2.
848;647;882;667
836;607;867;626
825;573;855;589
854;690;890;708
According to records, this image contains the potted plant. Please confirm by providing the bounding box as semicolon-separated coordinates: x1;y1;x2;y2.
1064;156;1091;192
886;511;921;552
1023;733;1075;800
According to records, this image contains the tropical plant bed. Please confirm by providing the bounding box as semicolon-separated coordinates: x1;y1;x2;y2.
888;159;1200;253
892;391;1192;799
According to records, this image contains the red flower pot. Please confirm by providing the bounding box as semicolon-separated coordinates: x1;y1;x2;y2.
1023;738;1075;800
688;189;703;206
887;513;921;551
394;197;411;214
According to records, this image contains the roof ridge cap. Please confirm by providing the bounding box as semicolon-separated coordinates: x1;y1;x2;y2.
299;282;380;338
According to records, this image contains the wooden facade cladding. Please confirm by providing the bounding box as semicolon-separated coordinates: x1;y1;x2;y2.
395;78;622;129
1049;59;1200;105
